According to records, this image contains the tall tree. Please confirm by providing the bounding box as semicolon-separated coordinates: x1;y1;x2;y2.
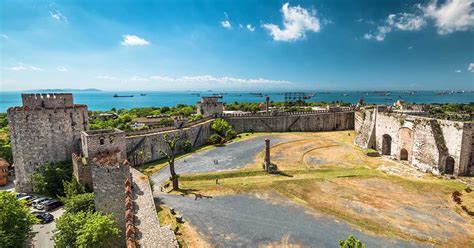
0;192;38;247
159;133;182;190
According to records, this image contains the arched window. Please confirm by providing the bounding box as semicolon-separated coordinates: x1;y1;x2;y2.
99;136;105;146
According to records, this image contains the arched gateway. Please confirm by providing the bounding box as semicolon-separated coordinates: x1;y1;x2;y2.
445;157;455;175
382;134;392;155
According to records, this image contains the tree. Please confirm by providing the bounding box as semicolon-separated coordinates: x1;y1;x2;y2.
0;191;38;247
339;235;365;248
208;134;224;145
159;133;182;190
63;177;87;197
31;161;72;197
211;118;233;137
55;211;120;248
63;193;95;213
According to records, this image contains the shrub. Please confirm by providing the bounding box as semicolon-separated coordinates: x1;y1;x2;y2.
182;140;193;152
63;193;95;213
225;129;237;140
208;134;224;145
339;235;365;248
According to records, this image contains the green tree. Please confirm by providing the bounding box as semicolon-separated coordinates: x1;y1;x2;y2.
159;133;182;190
0;191;38;247
339;235;365;248
55;211;120;248
208;134;224;145
211;118;233;137
31;161;72;197
63;193;95;213
63;177;87;197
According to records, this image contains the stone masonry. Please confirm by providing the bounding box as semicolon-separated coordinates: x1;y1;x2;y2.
7;93;88;192
355;107;473;176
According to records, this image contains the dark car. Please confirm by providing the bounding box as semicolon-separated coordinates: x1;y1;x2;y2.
42;200;62;211
34;212;54;224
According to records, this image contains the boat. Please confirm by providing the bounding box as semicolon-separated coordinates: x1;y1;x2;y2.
140;93;147;96
113;94;134;98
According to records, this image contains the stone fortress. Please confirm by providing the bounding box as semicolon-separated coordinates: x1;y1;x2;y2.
6;93;473;247
355;106;473;176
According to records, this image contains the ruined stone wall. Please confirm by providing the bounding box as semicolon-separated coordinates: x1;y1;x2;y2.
7;105;88;192
72;153;92;188
354;109;376;149
222;111;355;133
370;112;472;175
126;119;213;166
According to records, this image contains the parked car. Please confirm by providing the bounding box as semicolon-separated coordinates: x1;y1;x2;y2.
15;192;27;199
32;197;52;209
42;200;62;211
33;212;54;224
17;195;35;205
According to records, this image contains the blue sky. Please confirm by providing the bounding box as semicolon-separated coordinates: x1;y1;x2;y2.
1;0;473;91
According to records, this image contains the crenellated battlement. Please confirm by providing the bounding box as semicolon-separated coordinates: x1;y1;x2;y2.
21;93;74;108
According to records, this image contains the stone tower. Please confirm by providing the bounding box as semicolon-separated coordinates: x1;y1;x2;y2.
77;129;129;243
196;96;224;117
7;93;88;192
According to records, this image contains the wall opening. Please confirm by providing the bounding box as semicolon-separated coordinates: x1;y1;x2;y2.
400;148;408;161
99;136;105;146
382;134;392;155
445;156;455;175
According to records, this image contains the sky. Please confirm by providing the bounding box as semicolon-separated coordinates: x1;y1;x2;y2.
1;0;473;91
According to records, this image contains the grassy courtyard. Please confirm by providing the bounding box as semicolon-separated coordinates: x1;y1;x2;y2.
168;131;474;247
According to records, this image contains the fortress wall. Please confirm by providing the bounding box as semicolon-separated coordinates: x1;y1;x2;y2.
354;109;376;149
367;111;472;175
126;120;213;166
7;106;88;192
223;112;355;133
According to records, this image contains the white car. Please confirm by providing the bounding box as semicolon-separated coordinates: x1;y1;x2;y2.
32;197;51;209
34;198;53;210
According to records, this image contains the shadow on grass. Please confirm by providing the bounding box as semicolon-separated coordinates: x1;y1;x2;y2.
276;171;294;177
174;188;214;200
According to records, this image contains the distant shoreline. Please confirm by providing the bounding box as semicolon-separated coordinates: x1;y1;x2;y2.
25;88;102;93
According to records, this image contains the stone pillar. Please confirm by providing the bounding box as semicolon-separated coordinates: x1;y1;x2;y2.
264;139;270;171
265;96;270;114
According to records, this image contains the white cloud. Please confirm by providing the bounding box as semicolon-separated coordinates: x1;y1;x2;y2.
130;76;149;82
50;10;68;24
221;20;232;29
421;0;474;34
121;35;150;46
455;69;461;73
468;63;474;72
96;75;119;81
246;24;255;32
364;13;425;41
57;66;67;72
263;3;320;41
239;24;244;29
1;34;8;39
387;13;425;31
6;64;43;71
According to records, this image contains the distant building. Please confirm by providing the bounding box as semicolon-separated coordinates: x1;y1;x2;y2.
0;159;9;186
196;97;224;117
132;115;172;128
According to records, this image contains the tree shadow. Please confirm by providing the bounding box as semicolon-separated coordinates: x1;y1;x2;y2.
275;171;294;177
174;188;213;200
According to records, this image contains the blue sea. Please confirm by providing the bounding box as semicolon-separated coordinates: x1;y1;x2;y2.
0;91;473;112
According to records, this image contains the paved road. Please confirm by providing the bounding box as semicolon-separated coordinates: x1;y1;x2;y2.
30;207;64;248
152;134;428;247
158;194;426;248
151;135;286;186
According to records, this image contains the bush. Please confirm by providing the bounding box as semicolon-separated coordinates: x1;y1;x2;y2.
182;140;193;152
339;235;365;248
63;193;95;213
31;161;72;197
208;134;225;145
225;129;237;140
211;118;233;137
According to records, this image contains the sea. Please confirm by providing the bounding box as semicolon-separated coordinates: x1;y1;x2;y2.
0;91;473;112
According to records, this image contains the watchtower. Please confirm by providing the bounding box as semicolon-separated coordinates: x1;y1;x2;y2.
7;93;88;192
196;96;224;117
74;129;129;243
